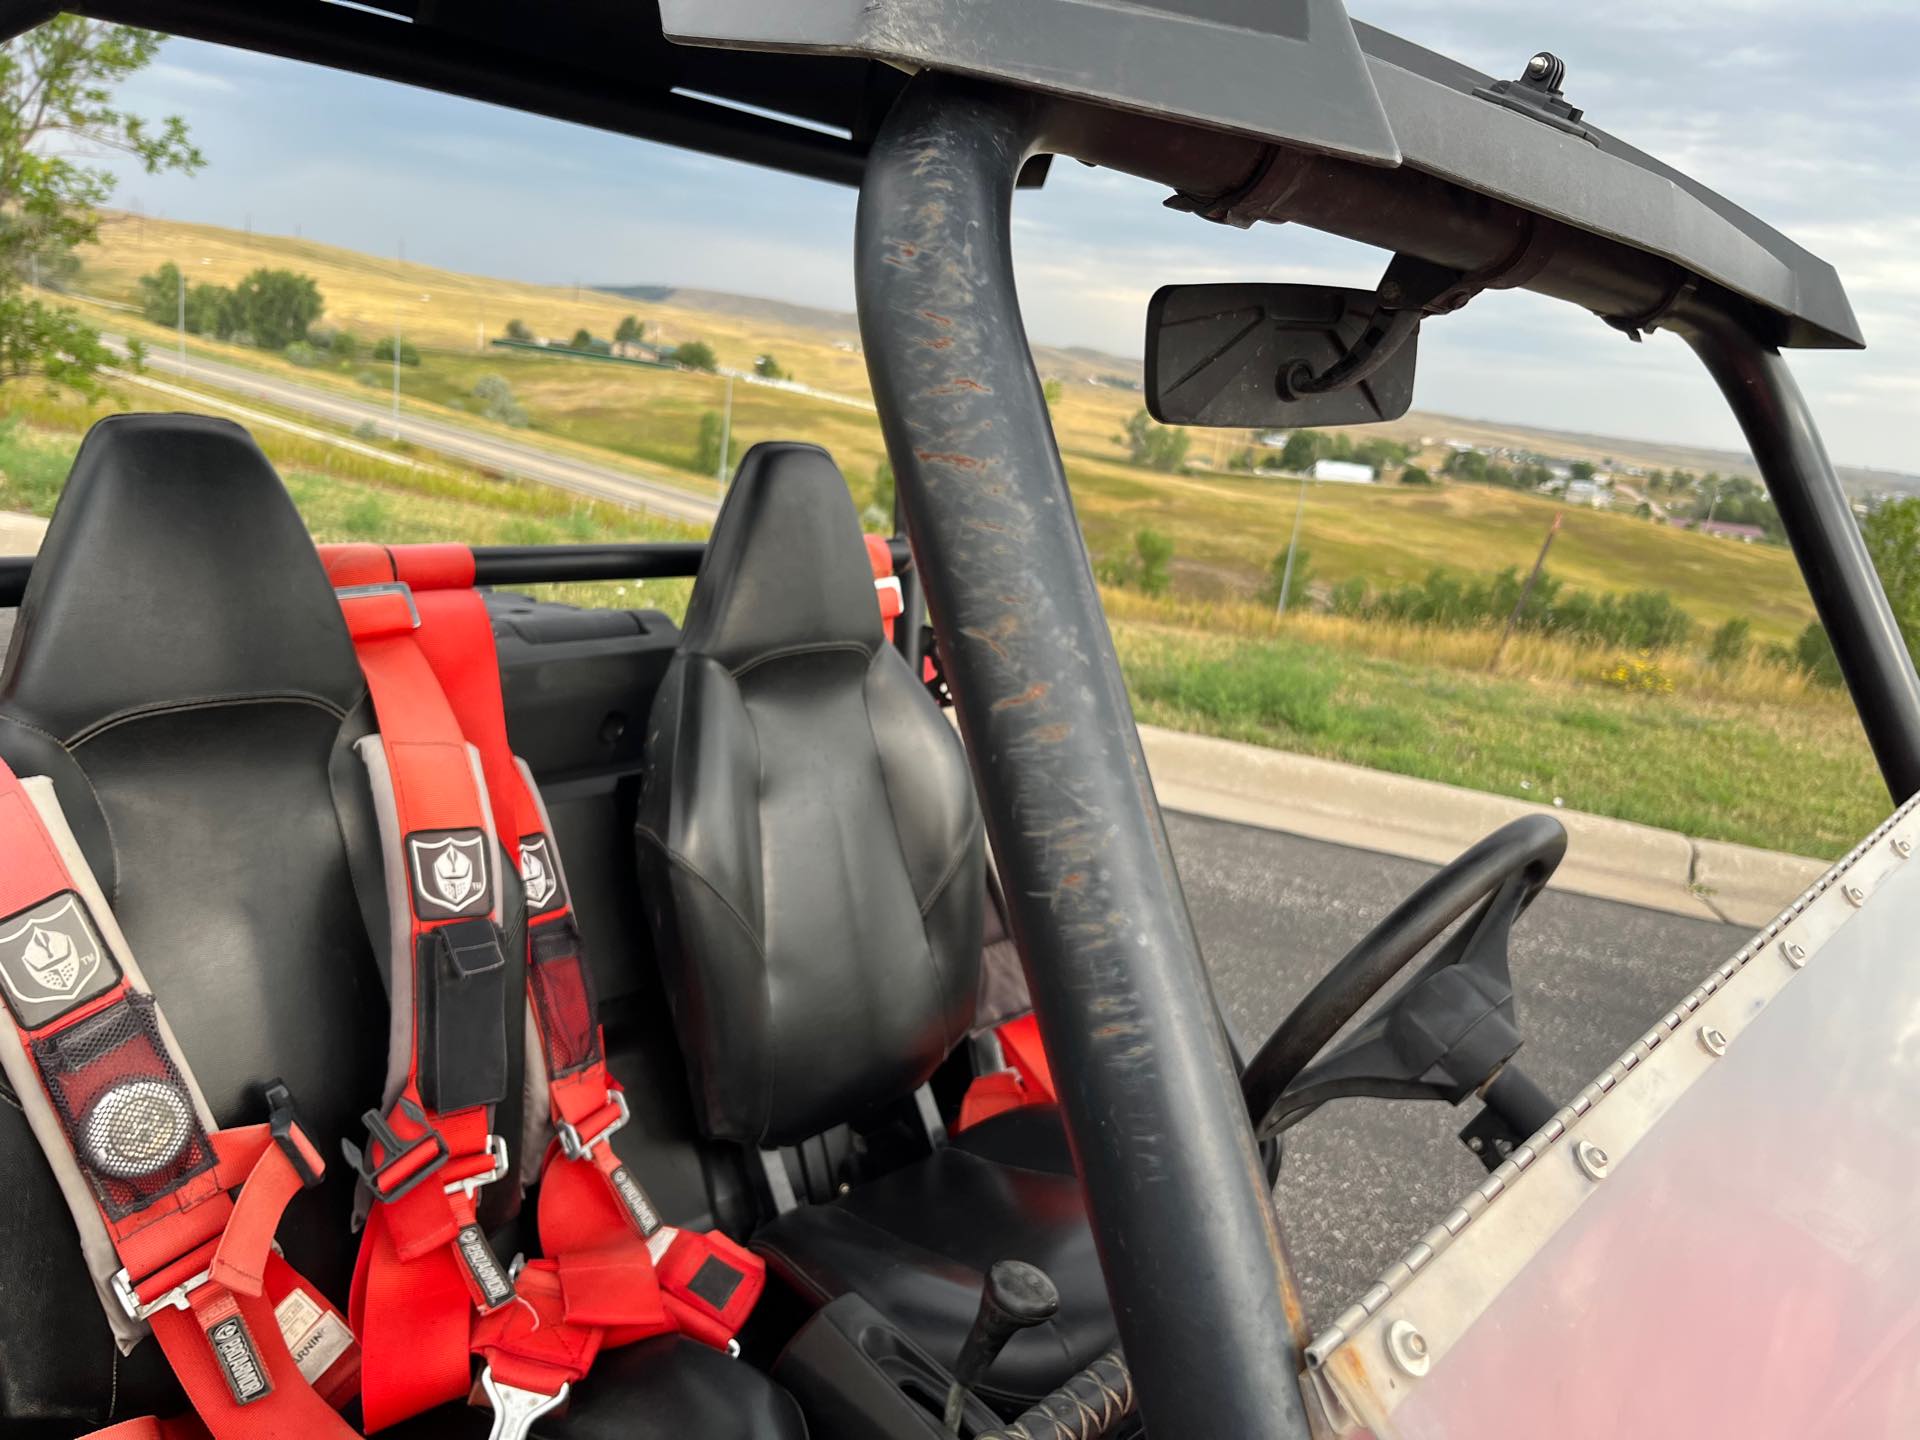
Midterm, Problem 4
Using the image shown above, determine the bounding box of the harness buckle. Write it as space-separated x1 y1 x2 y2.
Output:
445 1133 511 1200
335 580 421 631
479 1367 569 1440
263 1079 325 1190
341 1096 450 1202
112 1264 211 1322
556 1088 630 1163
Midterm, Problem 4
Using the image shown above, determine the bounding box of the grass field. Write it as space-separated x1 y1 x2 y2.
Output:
0 214 1887 857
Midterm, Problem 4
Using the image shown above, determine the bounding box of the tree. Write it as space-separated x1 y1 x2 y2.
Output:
504 318 532 342
870 459 895 520
371 335 419 366
1279 430 1320 472
753 353 785 380
0 20 201 393
1123 408 1189 472
1569 460 1596 481
231 267 322 349
1259 547 1313 610
1442 449 1487 482
568 327 593 350
1399 464 1433 486
674 339 718 373
614 314 644 345
136 260 180 325
1042 378 1063 405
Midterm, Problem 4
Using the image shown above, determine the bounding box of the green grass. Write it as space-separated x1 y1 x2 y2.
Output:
1115 620 1884 859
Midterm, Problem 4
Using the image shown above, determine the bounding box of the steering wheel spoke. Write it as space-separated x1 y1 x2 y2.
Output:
1244 816 1566 1143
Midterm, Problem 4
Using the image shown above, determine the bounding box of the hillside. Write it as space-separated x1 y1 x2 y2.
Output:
66 212 1824 642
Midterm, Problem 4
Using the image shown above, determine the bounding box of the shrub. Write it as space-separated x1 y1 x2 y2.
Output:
1707 617 1752 666
1259 547 1313 611
471 374 528 428
1133 528 1174 596
329 330 359 363
1399 464 1433 486
1124 410 1190 472
371 336 420 366
569 328 594 350
1601 652 1676 696
504 318 532 342
283 340 323 367
1794 621 1843 687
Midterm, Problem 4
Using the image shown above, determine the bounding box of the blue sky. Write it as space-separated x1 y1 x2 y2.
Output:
96 2 1919 470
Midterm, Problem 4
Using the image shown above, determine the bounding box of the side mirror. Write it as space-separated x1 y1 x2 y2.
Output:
1145 282 1419 428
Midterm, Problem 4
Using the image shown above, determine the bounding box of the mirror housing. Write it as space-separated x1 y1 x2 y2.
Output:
1145 282 1418 428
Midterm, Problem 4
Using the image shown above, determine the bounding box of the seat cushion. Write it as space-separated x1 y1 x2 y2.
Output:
751 1107 1115 1407
387 1338 807 1439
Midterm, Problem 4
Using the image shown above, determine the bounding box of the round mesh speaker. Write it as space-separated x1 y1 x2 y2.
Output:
82 1079 195 1179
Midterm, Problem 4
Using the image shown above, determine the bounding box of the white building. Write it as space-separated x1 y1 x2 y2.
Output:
1311 459 1376 485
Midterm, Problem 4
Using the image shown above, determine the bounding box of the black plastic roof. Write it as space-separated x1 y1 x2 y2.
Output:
15 0 1862 349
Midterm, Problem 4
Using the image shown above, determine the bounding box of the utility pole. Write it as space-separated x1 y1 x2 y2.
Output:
392 304 403 437
177 265 186 358
1276 475 1308 617
1489 511 1562 672
717 374 735 486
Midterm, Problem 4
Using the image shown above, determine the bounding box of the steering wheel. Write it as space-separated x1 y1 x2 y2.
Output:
1240 815 1567 1144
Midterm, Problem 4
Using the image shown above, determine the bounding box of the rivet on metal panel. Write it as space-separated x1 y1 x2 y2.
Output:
1892 835 1912 858
1573 1138 1610 1181
1386 1319 1431 1379
1844 883 1867 907
1698 1024 1728 1057
1782 939 1808 969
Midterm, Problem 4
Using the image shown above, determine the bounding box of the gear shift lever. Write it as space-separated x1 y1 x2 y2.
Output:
943 1260 1059 1434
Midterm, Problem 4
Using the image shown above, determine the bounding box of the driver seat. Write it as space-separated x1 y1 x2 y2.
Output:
637 443 1117 1408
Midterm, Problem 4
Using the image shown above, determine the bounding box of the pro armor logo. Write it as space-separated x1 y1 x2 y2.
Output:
406 830 492 917
518 834 565 914
0 891 120 1029
206 1314 272 1404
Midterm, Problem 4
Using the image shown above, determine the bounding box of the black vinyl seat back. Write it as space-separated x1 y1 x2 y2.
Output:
0 415 388 1426
638 443 984 1148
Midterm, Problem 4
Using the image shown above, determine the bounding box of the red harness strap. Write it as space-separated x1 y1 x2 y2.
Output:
0 761 359 1438
331 578 524 1430
324 545 763 1359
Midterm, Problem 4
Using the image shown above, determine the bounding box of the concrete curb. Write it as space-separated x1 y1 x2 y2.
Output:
1138 724 1829 929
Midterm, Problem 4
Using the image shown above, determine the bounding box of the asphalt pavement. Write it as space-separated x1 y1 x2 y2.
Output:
114 338 723 527
1165 808 1748 1327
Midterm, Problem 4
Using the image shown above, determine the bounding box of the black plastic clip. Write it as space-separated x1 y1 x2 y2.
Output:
263 1079 325 1190
341 1095 450 1202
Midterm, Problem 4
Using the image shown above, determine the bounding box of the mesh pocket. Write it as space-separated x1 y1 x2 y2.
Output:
529 921 601 1077
32 994 215 1220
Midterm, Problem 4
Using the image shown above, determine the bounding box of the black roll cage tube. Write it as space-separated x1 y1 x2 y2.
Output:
0 66 1912 1439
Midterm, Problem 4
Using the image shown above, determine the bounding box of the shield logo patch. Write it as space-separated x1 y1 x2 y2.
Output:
0 891 120 1028
407 830 493 917
518 834 565 914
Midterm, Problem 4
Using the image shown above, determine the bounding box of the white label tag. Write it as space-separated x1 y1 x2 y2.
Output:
274 1287 355 1384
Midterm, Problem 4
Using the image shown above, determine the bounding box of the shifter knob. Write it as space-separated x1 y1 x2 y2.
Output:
944 1261 1060 1432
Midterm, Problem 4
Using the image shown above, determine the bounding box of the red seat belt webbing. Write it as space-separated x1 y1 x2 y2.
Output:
0 761 359 1440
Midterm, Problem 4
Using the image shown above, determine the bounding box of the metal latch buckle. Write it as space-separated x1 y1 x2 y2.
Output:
444 1133 510 1200
334 580 421 630
556 1088 630 1162
112 1265 211 1323
479 1367 569 1440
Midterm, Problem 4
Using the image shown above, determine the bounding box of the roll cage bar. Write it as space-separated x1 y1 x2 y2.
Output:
4 4 1915 1434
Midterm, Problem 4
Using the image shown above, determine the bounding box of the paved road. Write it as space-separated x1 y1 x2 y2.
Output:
1166 809 1748 1328
117 339 723 528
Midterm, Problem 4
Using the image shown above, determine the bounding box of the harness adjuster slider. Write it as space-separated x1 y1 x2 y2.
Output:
480 1367 569 1440
556 1088 630 1163
112 1264 211 1323
263 1079 325 1190
342 1095 450 1202
445 1133 510 1200
334 580 421 632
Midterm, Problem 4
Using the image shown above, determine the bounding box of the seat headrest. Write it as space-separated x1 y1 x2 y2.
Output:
1 413 364 741
679 442 884 669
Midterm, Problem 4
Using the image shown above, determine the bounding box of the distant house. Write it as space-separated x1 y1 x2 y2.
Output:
1311 459 1375 485
1692 520 1767 543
